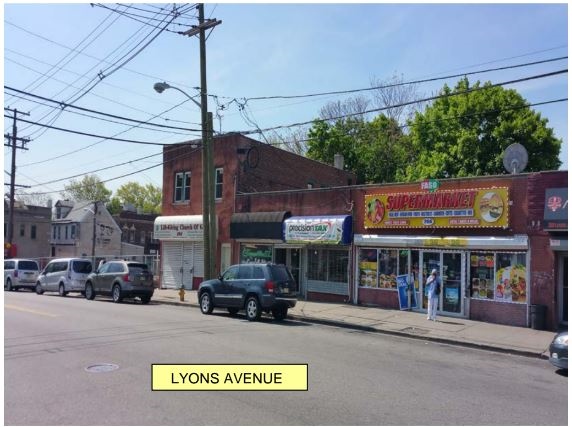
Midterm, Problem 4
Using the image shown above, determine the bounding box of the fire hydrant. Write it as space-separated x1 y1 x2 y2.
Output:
178 285 185 302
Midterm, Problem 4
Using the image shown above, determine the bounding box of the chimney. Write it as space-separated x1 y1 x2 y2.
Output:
334 154 344 170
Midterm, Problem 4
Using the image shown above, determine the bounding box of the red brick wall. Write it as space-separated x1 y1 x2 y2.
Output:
358 288 399 309
470 299 527 327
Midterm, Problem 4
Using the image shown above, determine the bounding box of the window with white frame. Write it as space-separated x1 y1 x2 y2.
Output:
215 168 223 200
174 172 191 202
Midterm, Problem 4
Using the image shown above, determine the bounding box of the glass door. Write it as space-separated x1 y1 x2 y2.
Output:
421 252 441 310
442 252 464 315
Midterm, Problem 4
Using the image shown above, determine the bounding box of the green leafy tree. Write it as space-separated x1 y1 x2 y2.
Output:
306 115 410 184
404 78 562 180
62 174 112 203
106 197 123 215
115 182 162 214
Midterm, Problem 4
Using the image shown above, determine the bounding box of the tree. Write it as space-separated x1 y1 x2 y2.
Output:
62 174 112 203
404 78 562 181
370 73 423 125
106 197 122 215
114 182 162 214
306 114 410 184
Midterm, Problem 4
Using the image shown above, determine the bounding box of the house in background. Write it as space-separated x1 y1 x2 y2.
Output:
50 200 121 262
3 199 51 260
112 205 159 259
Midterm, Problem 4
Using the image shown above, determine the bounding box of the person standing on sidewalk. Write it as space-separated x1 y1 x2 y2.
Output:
426 269 441 321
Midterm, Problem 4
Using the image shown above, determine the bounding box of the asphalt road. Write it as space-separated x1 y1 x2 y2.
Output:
4 290 568 426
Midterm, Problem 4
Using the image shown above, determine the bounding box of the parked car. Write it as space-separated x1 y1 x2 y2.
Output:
4 259 40 291
549 330 568 371
35 258 92 296
84 260 154 304
197 263 298 321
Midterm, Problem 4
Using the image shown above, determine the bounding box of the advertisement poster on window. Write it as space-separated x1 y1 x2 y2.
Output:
397 274 416 310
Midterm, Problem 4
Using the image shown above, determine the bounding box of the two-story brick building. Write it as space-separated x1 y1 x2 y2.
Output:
157 133 566 330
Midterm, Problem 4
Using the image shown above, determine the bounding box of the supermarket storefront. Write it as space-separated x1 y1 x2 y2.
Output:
355 185 531 326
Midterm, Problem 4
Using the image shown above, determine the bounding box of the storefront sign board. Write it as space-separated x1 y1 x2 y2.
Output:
543 188 568 231
154 215 203 240
284 216 352 244
364 187 509 229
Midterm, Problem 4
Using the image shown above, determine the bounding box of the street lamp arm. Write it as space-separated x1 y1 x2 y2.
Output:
153 82 201 109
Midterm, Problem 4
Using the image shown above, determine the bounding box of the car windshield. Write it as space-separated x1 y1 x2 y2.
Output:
269 265 293 282
73 261 92 274
19 261 39 270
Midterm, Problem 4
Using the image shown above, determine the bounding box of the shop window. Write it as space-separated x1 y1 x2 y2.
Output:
495 253 527 303
174 172 191 202
358 249 378 287
327 250 348 283
378 249 398 289
240 244 272 263
308 250 326 281
469 252 527 303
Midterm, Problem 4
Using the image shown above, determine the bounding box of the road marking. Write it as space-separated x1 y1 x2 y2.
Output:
5 304 59 317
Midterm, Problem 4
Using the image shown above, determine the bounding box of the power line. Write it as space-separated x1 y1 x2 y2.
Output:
4 116 171 146
5 86 202 132
236 69 568 135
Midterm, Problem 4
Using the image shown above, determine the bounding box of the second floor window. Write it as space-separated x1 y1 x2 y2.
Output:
215 168 223 200
174 172 191 202
20 224 25 237
31 225 37 239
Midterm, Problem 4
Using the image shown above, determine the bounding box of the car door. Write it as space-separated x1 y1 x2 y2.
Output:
231 265 253 307
214 266 238 307
92 262 111 293
101 262 121 295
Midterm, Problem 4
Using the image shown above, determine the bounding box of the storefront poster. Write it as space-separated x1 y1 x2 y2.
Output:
495 265 526 303
397 274 414 310
284 216 352 244
364 187 509 229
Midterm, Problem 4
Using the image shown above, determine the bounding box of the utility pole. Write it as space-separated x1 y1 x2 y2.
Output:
4 108 30 249
181 4 221 280
91 201 98 260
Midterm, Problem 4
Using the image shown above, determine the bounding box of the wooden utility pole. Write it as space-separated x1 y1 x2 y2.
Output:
181 4 221 280
4 108 30 247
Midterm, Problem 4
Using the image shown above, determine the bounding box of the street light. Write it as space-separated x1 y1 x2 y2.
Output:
154 81 216 281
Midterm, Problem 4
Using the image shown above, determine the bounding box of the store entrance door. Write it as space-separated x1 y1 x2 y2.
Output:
442 252 464 316
275 248 302 294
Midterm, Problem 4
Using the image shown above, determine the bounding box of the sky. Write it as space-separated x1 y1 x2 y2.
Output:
2 2 569 205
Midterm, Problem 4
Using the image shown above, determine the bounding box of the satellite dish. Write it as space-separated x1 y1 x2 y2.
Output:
503 143 528 174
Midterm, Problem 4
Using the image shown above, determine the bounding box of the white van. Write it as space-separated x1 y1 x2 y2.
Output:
4 259 40 291
36 258 93 296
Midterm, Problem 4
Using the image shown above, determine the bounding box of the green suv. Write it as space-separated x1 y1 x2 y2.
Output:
84 260 154 304
198 263 298 321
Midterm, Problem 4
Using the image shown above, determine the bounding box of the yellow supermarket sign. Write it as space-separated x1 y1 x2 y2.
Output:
364 187 509 229
152 364 308 391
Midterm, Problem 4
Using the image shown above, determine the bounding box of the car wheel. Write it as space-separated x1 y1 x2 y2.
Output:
140 295 151 304
85 283 95 300
227 307 239 316
35 283 44 295
200 292 214 314
112 284 123 303
245 296 261 322
272 306 288 321
58 284 67 297
6 278 13 291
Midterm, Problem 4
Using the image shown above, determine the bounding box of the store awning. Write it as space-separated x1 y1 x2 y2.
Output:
284 215 352 245
154 215 203 241
230 211 291 240
354 234 529 250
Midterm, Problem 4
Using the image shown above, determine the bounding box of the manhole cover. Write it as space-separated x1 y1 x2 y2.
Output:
85 363 119 373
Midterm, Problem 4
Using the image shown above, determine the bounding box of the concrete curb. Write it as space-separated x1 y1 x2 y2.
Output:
152 297 549 360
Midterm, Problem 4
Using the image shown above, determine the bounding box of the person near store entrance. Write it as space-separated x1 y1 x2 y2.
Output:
426 269 441 321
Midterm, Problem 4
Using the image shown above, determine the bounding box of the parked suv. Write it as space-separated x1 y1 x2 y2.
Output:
84 261 154 304
36 258 92 296
198 263 298 321
4 259 40 291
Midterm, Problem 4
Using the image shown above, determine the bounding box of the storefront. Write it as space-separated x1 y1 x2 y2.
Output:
356 185 531 326
544 188 568 326
283 215 352 301
154 215 204 289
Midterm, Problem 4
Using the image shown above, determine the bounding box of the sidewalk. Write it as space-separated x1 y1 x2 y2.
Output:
152 288 555 359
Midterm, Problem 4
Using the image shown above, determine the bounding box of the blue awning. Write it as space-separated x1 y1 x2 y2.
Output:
284 215 352 245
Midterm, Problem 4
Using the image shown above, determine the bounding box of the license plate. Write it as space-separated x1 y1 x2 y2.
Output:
282 288 289 294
